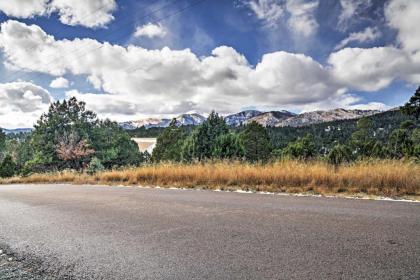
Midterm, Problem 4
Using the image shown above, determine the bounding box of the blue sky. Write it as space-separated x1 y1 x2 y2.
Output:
0 0 419 128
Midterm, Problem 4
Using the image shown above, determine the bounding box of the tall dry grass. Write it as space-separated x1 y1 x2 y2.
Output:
1 160 419 197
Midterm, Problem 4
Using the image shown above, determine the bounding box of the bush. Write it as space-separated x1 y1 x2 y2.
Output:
86 157 105 175
327 144 352 166
0 155 17 178
282 134 316 160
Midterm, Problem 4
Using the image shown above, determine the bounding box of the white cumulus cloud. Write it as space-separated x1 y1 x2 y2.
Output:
0 0 48 18
0 0 117 28
134 23 167 39
0 81 53 128
385 0 420 53
49 76 70 88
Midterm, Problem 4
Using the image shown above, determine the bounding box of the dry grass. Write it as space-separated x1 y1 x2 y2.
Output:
1 160 419 198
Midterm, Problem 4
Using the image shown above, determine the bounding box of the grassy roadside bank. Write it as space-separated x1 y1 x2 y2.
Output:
1 160 419 199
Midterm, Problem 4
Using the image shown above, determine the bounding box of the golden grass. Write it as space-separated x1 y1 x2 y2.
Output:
1 160 419 198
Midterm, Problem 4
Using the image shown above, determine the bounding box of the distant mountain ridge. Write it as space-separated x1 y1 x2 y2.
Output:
120 113 206 129
1 128 33 134
120 108 382 130
275 108 381 127
224 110 262 127
1 109 383 133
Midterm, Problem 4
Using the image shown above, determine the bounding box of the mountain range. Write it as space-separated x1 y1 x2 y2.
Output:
1 109 383 134
1 128 33 134
121 108 382 129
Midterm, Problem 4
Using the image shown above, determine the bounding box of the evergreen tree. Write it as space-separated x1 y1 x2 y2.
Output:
239 121 272 162
181 112 229 161
91 120 143 168
401 86 420 121
411 128 420 158
389 128 412 158
350 118 375 158
31 97 97 170
152 119 187 162
212 133 244 159
29 97 141 171
0 155 16 178
0 129 5 160
282 133 317 160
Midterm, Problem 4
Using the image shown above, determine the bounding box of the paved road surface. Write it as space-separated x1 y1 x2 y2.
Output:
0 184 419 279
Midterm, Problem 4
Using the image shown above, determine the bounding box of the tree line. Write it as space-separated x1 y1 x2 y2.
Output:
1 87 419 178
151 87 420 164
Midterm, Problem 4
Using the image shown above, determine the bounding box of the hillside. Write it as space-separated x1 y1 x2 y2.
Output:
267 109 410 152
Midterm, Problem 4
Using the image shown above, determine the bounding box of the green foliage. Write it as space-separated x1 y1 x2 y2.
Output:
327 144 352 166
128 126 166 138
0 129 5 155
152 119 187 162
282 133 316 160
0 155 16 178
30 97 97 170
181 112 229 161
212 133 244 159
91 120 142 168
86 157 105 175
19 97 142 173
350 118 375 158
268 110 410 153
401 86 420 121
239 122 272 162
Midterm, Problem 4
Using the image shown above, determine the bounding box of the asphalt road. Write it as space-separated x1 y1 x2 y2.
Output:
0 184 419 280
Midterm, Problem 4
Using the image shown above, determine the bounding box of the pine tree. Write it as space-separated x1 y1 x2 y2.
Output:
402 86 420 121
152 119 187 162
239 121 272 162
212 133 244 159
182 112 229 161
0 155 16 178
282 133 317 160
0 129 5 160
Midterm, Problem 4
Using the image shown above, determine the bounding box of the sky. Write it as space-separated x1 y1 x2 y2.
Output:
0 0 419 128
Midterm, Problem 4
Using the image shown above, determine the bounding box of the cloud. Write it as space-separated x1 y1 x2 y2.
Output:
328 47 414 91
247 0 284 27
0 14 419 127
346 102 390 111
285 0 319 37
334 27 381 50
243 0 319 36
134 23 167 39
337 0 372 30
0 0 117 28
385 0 420 53
0 81 53 128
50 76 70 88
0 0 48 18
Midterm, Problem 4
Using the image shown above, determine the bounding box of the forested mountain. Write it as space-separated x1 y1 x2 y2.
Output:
129 109 410 150
267 109 410 152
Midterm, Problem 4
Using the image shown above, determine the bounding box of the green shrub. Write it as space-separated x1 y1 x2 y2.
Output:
0 155 16 178
86 157 105 175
